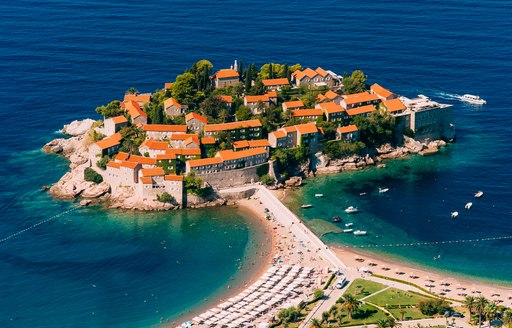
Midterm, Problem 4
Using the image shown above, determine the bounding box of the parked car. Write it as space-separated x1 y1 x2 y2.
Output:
335 275 347 289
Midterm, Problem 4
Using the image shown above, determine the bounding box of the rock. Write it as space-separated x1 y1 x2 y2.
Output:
62 119 95 136
316 166 341 174
377 164 387 169
437 140 447 147
49 166 94 199
404 136 424 154
69 153 88 165
79 199 92 206
40 185 50 192
343 162 357 170
376 143 393 154
285 176 302 187
81 181 110 198
356 160 366 168
365 156 375 165
43 139 64 153
419 146 439 156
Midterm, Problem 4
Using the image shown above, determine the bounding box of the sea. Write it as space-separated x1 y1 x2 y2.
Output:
0 0 511 326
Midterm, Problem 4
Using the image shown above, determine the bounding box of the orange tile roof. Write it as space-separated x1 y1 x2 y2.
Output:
163 97 181 109
201 137 216 145
155 153 177 160
270 130 287 139
215 69 239 79
325 90 340 99
123 93 151 104
219 95 232 103
94 133 122 150
316 94 327 102
111 115 128 124
262 78 289 87
167 148 201 156
164 82 172 89
343 92 380 105
188 157 223 167
203 119 262 133
283 100 304 109
164 174 183 181
140 176 153 184
245 94 270 103
107 161 121 169
291 109 324 117
170 133 200 144
185 112 207 124
114 152 130 161
142 124 187 132
126 155 157 165
266 91 278 98
294 123 318 135
216 147 267 161
337 125 359 134
317 101 344 114
233 140 249 148
283 125 297 133
315 67 328 77
383 98 406 112
371 83 394 99
140 138 169 150
233 139 270 148
124 100 147 119
141 167 165 177
346 104 376 116
120 161 140 169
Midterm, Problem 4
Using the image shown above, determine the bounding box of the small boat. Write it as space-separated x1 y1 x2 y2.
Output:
301 204 313 209
315 194 324 197
465 202 473 209
343 229 353 233
378 187 389 193
353 230 367 236
359 192 367 196
451 211 459 219
460 94 486 105
345 206 359 213
332 216 341 223
345 222 354 227
474 191 484 198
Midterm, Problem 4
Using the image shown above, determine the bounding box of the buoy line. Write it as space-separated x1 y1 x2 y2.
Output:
343 235 512 249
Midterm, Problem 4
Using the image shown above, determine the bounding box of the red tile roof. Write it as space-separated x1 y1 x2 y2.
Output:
140 176 153 184
201 137 216 145
142 124 187 132
291 109 324 117
107 161 121 169
317 101 344 114
294 123 319 135
115 152 130 161
123 93 151 104
346 104 376 116
337 125 359 134
120 161 139 169
155 153 177 160
215 69 239 79
270 130 287 139
126 155 157 165
216 147 267 161
139 138 169 150
164 174 183 181
262 78 289 87
141 167 165 177
188 157 223 167
342 92 380 105
383 98 406 112
163 97 181 109
371 83 394 99
283 100 305 109
185 112 207 124
245 94 270 103
219 95 233 103
94 133 122 150
164 82 172 89
111 115 128 124
204 119 262 133
233 139 270 148
167 148 201 156
124 100 147 119
170 133 200 144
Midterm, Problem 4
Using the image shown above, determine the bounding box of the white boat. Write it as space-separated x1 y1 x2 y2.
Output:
343 229 353 233
474 191 484 198
353 230 367 236
451 211 459 219
465 202 473 209
345 223 354 227
460 94 486 105
344 206 359 213
379 187 389 193
301 204 313 209
314 194 324 197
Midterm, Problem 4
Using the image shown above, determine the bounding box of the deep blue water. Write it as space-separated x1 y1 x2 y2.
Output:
1 0 511 326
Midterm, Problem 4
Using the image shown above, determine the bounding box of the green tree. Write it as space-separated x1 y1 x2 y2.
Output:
235 106 253 121
119 125 145 154
95 100 124 118
96 155 110 170
277 306 301 323
503 310 512 328
259 174 275 186
329 305 338 320
321 311 330 324
250 79 265 95
464 296 475 317
237 59 243 81
171 72 196 102
484 302 497 327
84 167 103 183
354 111 396 147
474 296 488 328
150 103 164 124
322 141 365 159
157 192 175 203
343 70 367 94
126 87 138 95
200 95 225 120
340 294 360 319
377 319 389 328
268 62 274 79
282 63 290 80
313 289 324 301
311 318 323 328
244 65 252 93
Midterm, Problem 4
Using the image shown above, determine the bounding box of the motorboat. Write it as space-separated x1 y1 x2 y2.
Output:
343 229 353 233
378 187 389 193
465 202 473 210
353 230 367 236
474 191 484 198
315 194 324 197
344 206 359 213
345 222 354 227
451 211 459 219
332 216 341 223
301 204 313 209
359 192 367 196
460 94 486 105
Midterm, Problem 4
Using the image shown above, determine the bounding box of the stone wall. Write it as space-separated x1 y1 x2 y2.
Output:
197 163 267 189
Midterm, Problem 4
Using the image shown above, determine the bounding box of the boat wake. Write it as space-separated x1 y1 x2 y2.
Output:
434 91 462 101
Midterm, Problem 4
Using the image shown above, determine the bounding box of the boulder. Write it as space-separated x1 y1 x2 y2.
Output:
62 119 95 136
49 167 94 199
43 139 65 153
79 199 92 206
316 166 341 175
404 137 424 154
377 164 387 169
376 143 393 154
419 146 439 156
365 155 375 165
285 176 302 187
81 182 110 198
342 162 357 170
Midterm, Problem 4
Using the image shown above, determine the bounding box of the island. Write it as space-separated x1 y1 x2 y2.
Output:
43 59 455 210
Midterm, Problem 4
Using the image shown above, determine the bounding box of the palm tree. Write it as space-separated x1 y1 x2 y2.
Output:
341 294 361 319
503 310 512 328
337 313 345 325
465 296 475 317
126 87 138 95
387 317 401 328
484 302 497 327
311 318 323 328
321 311 330 324
474 296 489 328
329 305 338 321
400 309 407 321
377 319 389 328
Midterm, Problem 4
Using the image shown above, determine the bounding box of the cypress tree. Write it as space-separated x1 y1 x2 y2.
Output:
282 64 289 80
268 63 273 79
238 60 243 81
244 65 252 93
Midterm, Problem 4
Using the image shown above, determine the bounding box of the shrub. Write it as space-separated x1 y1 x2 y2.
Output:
418 299 452 316
259 174 275 186
256 163 269 177
277 306 301 323
313 289 325 302
322 140 365 159
84 167 103 184
96 155 110 170
157 192 174 203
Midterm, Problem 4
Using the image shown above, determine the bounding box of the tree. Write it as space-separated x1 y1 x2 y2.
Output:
259 174 275 186
244 65 252 93
311 318 323 328
235 106 253 121
337 312 345 325
387 317 400 328
126 87 138 94
119 125 145 154
282 63 290 80
84 167 103 183
484 302 497 327
171 72 195 102
474 296 488 328
237 59 243 81
200 95 225 120
377 319 389 328
399 309 406 321
150 103 164 124
96 155 110 170
418 299 451 316
354 111 396 147
340 294 360 319
322 141 365 160
464 296 475 317
268 62 274 79
157 192 175 203
95 100 124 118
313 289 324 301
343 70 367 94
503 310 512 328
277 306 301 323
329 305 338 320
321 311 330 324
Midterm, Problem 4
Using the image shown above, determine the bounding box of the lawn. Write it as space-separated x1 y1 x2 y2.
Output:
343 278 387 299
326 303 390 327
389 306 430 320
365 288 431 307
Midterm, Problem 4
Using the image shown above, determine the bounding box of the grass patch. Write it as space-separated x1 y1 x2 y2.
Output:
389 306 431 320
327 303 389 327
344 278 387 299
365 288 431 307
